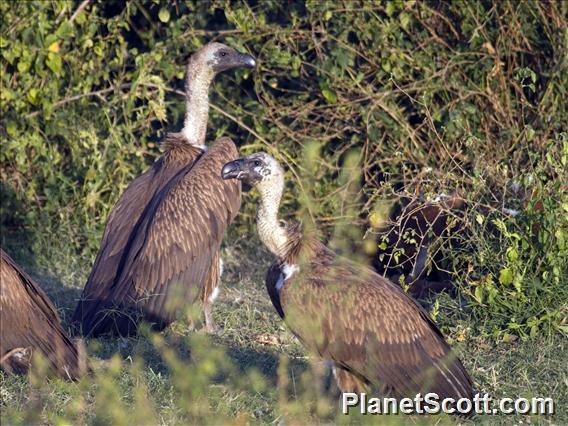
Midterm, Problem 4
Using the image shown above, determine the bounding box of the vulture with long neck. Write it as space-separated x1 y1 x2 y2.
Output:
1 249 86 379
221 153 475 404
72 42 255 336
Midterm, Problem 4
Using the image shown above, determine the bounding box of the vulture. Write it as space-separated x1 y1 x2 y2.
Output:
221 153 475 405
370 194 465 299
0 249 86 379
72 42 255 336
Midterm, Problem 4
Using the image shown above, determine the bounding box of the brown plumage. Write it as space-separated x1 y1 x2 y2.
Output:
73 138 241 336
370 194 465 298
222 153 475 405
72 42 254 336
1 249 86 379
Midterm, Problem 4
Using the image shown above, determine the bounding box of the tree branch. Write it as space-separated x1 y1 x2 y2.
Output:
70 0 91 23
25 83 132 118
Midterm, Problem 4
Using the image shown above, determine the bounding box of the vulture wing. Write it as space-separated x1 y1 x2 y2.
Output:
0 250 85 379
79 137 241 336
272 242 473 400
72 134 203 332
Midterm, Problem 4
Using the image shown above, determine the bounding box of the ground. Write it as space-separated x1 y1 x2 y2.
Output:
0 234 566 425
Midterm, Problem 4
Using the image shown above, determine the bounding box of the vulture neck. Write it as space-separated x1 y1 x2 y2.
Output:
257 176 289 258
182 63 214 149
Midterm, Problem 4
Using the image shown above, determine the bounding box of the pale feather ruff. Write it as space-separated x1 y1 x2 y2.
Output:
209 287 221 303
276 263 300 291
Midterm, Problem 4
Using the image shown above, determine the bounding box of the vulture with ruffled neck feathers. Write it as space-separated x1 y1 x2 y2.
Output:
72 42 255 336
1 249 87 378
221 153 474 405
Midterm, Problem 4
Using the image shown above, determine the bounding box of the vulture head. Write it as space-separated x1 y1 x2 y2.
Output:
190 42 256 77
222 152 284 192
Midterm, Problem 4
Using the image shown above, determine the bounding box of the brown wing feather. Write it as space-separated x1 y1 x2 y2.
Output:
270 240 473 400
1 250 85 379
79 137 241 336
73 135 203 334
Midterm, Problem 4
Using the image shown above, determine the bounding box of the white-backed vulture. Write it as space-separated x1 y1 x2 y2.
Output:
221 153 475 407
72 42 255 336
1 249 87 379
370 194 465 299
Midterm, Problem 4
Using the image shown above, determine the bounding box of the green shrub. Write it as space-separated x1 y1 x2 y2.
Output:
1 0 566 339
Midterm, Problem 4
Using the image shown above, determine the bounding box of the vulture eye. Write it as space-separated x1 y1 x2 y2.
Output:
220 51 227 57
253 160 261 167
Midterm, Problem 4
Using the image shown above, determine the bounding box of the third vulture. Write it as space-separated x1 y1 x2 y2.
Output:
72 42 255 336
221 153 475 407
1 249 86 379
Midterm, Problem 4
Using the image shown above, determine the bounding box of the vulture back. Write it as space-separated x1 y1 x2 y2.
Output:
72 135 202 332
0 249 86 379
74 137 241 336
267 237 474 401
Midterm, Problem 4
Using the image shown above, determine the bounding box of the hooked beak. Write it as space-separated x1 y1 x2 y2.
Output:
239 53 256 69
221 160 246 180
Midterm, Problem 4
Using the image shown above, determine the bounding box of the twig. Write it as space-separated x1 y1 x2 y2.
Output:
70 0 91 24
25 82 268 148
26 83 132 118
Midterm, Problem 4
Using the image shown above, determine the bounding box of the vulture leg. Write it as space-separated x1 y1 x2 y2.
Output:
333 364 370 394
201 251 221 333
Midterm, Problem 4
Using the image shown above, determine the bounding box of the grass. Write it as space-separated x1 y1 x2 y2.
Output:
0 233 566 425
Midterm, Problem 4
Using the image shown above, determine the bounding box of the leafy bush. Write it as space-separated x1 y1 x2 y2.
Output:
1 0 566 345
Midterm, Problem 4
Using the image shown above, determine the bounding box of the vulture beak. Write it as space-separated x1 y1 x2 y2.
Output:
239 53 256 69
221 160 246 180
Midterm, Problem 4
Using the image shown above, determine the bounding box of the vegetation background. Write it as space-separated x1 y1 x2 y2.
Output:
1 0 566 424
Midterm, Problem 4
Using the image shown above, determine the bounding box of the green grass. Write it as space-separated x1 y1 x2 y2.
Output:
0 234 566 425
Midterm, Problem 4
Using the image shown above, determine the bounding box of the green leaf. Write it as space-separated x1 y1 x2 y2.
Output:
27 88 39 105
526 125 535 142
46 53 62 74
506 247 518 262
17 59 30 73
158 8 170 23
321 89 337 103
399 13 411 30
499 267 514 285
474 285 483 303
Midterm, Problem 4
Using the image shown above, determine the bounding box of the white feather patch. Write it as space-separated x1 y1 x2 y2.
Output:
219 258 224 277
282 263 300 279
209 287 220 303
431 192 450 203
276 263 300 291
502 207 520 216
